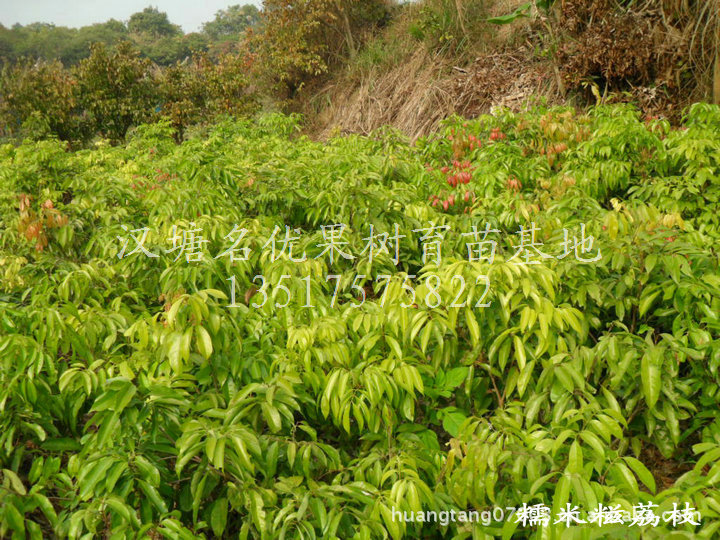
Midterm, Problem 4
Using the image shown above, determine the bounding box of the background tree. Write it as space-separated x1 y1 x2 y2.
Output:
66 20 129 64
159 50 258 139
127 7 182 37
250 0 391 98
202 4 261 41
0 23 19 62
0 57 81 140
126 8 199 65
0 7 252 67
74 41 157 142
0 20 129 65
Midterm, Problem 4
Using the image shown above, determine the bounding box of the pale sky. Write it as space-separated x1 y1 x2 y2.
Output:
0 0 262 33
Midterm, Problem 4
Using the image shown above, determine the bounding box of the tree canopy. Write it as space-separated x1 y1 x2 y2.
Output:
127 7 182 37
202 4 261 40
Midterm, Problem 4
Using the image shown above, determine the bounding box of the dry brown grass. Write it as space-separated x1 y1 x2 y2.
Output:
313 46 558 141
558 0 719 107
313 48 455 141
305 0 719 139
310 5 554 141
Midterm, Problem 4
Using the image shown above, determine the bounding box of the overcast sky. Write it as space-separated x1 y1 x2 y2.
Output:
0 0 262 33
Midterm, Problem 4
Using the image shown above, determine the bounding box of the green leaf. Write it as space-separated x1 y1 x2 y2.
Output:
386 335 403 359
442 367 469 390
552 474 571 519
211 497 228 537
624 456 656 494
580 431 606 460
513 335 526 371
641 348 661 409
41 438 81 452
441 408 467 437
638 289 661 317
517 360 535 398
113 381 137 413
167 332 183 370
3 502 24 533
3 469 27 495
79 458 115 500
138 479 169 514
33 493 58 526
262 403 282 433
135 455 160 487
196 326 213 359
613 462 639 496
567 440 583 474
487 2 532 24
465 308 480 345
106 496 136 525
379 502 402 540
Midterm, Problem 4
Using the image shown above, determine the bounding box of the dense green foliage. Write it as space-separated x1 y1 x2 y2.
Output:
0 20 131 66
1 103 720 539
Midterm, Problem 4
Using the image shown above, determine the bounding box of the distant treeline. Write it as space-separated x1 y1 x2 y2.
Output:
0 5 260 66
0 1 393 146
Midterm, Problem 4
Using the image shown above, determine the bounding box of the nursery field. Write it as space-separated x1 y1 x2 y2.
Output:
1 104 720 539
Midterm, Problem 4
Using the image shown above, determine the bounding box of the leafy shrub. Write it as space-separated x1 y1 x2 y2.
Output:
73 42 157 143
248 0 391 97
159 52 259 140
0 58 84 141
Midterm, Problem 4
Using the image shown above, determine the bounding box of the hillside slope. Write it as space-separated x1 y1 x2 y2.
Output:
306 0 719 139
